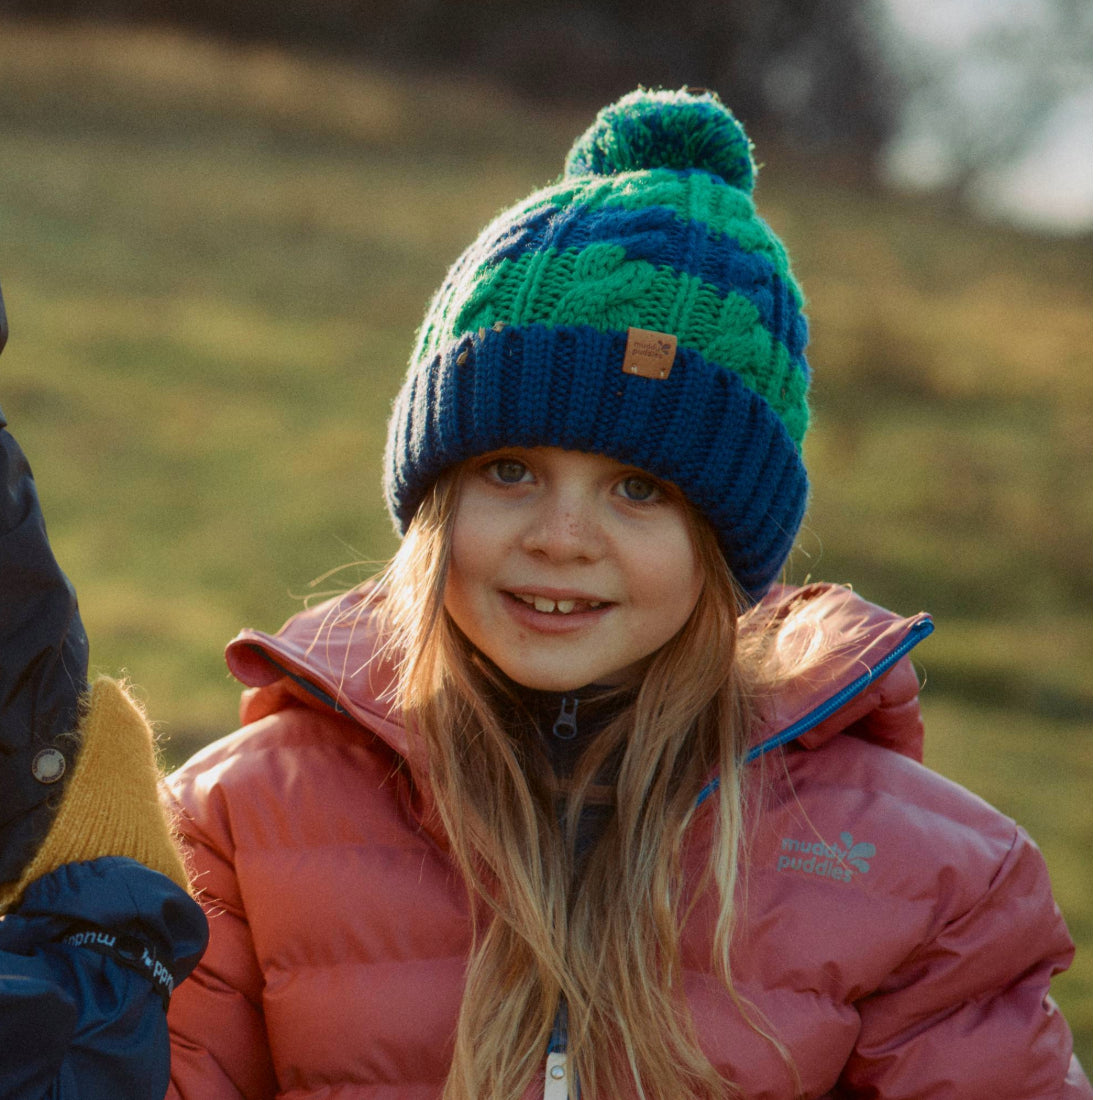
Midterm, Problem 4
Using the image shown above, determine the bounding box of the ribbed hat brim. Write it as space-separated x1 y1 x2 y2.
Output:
385 323 806 600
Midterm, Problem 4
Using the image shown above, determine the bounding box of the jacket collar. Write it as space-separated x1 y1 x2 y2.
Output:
224 582 934 785
746 583 933 763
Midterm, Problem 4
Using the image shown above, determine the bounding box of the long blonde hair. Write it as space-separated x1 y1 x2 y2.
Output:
377 471 774 1099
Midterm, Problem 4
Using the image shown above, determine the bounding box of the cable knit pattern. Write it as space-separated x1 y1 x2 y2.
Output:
384 87 812 600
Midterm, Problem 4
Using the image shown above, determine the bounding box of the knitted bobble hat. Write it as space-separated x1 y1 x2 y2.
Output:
384 87 810 600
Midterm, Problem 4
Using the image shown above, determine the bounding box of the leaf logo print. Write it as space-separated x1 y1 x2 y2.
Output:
839 831 877 874
776 832 877 884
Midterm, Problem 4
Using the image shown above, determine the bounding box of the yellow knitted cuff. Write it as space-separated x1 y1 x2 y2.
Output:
0 676 192 912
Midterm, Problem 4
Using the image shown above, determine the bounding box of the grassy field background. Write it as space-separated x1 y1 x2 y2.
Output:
0 20 1090 1070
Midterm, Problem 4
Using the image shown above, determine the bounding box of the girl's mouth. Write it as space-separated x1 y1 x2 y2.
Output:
508 592 609 615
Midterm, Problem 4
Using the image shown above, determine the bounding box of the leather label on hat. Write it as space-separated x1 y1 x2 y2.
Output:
622 327 677 379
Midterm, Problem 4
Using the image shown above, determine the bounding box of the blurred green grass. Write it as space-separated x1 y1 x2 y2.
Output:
0 20 1090 1071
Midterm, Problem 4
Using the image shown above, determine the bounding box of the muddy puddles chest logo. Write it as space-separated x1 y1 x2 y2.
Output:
777 832 876 884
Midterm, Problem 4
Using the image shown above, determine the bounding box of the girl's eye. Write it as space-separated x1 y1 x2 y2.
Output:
487 458 530 485
617 475 662 503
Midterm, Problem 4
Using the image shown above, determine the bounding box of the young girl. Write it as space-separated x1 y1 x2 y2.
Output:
0 88 1088 1099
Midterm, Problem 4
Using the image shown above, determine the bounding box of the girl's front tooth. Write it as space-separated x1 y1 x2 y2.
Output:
533 596 556 613
556 600 575 614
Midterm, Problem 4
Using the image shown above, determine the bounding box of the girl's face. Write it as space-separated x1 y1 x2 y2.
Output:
444 447 703 692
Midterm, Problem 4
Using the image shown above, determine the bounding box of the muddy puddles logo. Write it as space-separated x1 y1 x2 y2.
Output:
777 832 876 884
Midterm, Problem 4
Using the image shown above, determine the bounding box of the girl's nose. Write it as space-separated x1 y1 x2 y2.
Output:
520 495 602 563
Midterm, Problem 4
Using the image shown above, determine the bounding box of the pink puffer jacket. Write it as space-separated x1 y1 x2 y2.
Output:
165 583 1089 1098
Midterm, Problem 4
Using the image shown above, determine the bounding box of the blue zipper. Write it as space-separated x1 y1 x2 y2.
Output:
548 1000 568 1054
695 616 934 807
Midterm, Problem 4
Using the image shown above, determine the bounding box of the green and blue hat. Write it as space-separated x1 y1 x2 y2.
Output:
384 88 811 601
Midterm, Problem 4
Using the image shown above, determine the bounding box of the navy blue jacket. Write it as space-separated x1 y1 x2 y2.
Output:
0 857 207 1099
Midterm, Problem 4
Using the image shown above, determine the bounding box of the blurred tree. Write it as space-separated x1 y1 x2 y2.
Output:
872 0 1091 222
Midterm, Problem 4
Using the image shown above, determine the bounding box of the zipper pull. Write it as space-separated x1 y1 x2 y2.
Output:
543 1052 569 1099
553 697 579 740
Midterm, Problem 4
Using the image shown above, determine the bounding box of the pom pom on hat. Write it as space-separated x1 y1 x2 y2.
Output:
564 87 757 193
385 88 810 601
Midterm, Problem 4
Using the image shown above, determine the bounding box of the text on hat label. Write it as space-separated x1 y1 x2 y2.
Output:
622 327 677 379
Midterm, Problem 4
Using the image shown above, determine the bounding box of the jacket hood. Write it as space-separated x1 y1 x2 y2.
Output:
223 582 933 777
